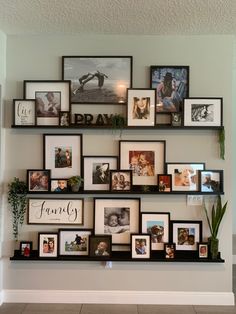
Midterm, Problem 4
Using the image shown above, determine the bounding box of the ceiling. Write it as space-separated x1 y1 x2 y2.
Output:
0 0 236 36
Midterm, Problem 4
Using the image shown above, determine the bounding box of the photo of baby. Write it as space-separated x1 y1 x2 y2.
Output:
104 207 130 234
89 235 111 258
129 150 155 177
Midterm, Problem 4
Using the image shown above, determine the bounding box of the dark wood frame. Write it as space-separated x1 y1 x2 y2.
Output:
59 111 71 127
50 178 69 193
89 235 112 259
38 232 58 258
198 242 209 259
199 170 224 193
19 241 33 257
27 169 51 193
13 99 36 126
157 174 172 193
171 112 182 127
131 234 151 259
164 243 176 259
109 170 132 192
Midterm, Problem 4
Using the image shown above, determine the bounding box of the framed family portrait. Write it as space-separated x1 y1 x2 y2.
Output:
119 140 166 186
38 233 58 258
150 66 189 113
157 174 172 192
59 229 92 256
131 234 151 259
127 88 156 126
171 220 202 251
24 80 71 126
13 99 36 126
199 170 223 193
166 162 205 192
43 134 82 179
83 156 118 191
27 169 50 192
110 170 132 192
183 98 223 127
62 56 133 104
141 212 170 250
19 241 33 257
50 179 68 193
89 235 112 259
94 198 140 245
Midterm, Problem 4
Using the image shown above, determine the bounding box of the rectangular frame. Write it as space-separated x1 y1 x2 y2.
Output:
199 170 223 193
94 198 140 245
150 65 189 113
38 233 58 258
62 56 133 104
44 134 82 179
27 169 50 192
50 178 69 193
164 243 176 259
131 234 151 259
89 235 112 259
59 111 71 127
198 242 209 258
109 170 132 192
157 174 172 192
127 88 156 126
140 212 170 250
13 99 36 126
184 98 223 127
24 80 71 126
28 198 84 225
119 140 166 186
19 241 33 257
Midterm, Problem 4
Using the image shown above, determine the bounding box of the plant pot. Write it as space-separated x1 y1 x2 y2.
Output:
208 237 219 259
71 183 81 192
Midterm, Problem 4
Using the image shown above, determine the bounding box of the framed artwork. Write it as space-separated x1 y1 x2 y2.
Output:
141 212 170 250
83 156 118 191
171 220 202 251
166 162 205 192
50 179 68 193
59 111 71 127
13 99 36 126
62 56 133 104
119 140 166 186
171 113 182 127
27 169 50 192
198 243 209 258
38 233 58 258
157 174 172 192
199 170 223 193
183 98 223 127
58 229 92 256
150 66 189 113
89 235 112 259
131 234 151 259
110 170 132 192
24 80 71 126
19 241 33 257
28 198 84 225
127 88 156 126
94 198 140 245
44 134 82 179
164 243 175 259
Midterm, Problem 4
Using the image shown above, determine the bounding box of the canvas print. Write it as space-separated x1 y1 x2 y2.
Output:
35 91 61 117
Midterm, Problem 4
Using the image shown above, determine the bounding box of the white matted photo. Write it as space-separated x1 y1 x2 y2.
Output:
38 233 58 258
59 229 92 256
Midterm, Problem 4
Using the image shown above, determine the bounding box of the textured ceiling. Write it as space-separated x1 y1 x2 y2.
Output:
0 0 236 35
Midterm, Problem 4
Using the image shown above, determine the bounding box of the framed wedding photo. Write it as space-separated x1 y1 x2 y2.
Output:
150 66 189 113
38 233 58 258
62 56 133 104
157 174 172 192
20 241 33 257
127 88 156 126
59 229 92 256
89 235 112 259
131 234 151 259
199 170 223 193
27 169 50 192
184 98 223 127
13 99 36 126
110 170 132 192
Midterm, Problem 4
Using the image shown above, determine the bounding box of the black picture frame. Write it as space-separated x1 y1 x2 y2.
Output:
13 99 36 126
50 178 69 193
198 242 209 259
109 170 132 192
199 170 224 193
157 174 172 192
164 243 176 259
89 235 112 259
27 169 50 193
131 234 151 259
38 233 58 258
59 111 71 127
19 241 33 257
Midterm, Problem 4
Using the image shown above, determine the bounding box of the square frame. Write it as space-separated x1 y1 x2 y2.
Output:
198 242 209 258
164 243 176 259
109 170 132 192
157 174 172 192
62 56 133 104
131 234 151 259
19 241 33 257
50 178 69 193
27 169 50 192
199 170 223 193
13 99 36 126
38 233 58 258
89 235 112 259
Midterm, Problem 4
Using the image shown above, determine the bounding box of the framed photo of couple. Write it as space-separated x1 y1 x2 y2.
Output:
38 233 58 258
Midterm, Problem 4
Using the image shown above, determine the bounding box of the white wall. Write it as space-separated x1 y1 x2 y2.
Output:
2 34 233 304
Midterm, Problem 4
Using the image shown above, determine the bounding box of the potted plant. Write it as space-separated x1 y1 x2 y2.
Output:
68 175 84 192
203 195 227 259
8 177 28 240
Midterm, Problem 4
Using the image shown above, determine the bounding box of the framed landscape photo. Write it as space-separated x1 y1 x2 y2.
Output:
62 56 133 104
59 229 92 256
94 198 140 245
50 179 68 193
89 235 112 259
141 212 170 250
20 241 33 257
24 80 71 126
166 162 205 192
83 156 118 191
131 234 151 259
44 134 82 179
127 88 156 126
150 66 189 113
38 233 58 258
171 220 202 251
198 242 209 258
164 243 175 259
27 169 50 192
110 170 132 192
119 140 166 186
157 174 172 192
199 170 223 193
184 98 223 127
13 99 36 126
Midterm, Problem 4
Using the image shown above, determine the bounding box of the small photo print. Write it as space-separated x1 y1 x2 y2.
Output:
129 151 155 177
27 169 50 192
89 235 112 258
104 207 130 234
164 243 175 259
20 241 32 257
198 243 208 258
157 174 171 192
55 146 72 168
36 91 61 117
171 113 182 126
110 170 132 191
200 170 222 193
51 179 68 192
38 233 58 258
92 162 110 184
131 234 151 259
59 111 70 126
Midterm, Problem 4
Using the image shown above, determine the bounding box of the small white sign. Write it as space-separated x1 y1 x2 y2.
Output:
187 195 203 206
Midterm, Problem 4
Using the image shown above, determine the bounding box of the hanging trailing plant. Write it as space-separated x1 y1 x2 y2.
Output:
218 128 225 160
111 114 126 138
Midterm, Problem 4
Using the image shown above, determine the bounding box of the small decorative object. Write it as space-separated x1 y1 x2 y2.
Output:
157 174 172 192
110 170 132 192
13 99 36 126
38 233 58 258
131 234 151 259
27 169 50 192
59 111 70 126
20 241 32 257
50 179 68 192
68 175 84 192
89 235 112 259
8 177 28 240
199 170 223 193
164 243 175 259
203 195 227 259
198 243 208 259
111 114 126 137
171 113 182 126
59 229 92 256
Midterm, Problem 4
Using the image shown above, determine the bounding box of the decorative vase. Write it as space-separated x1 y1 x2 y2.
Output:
71 183 81 192
209 237 219 259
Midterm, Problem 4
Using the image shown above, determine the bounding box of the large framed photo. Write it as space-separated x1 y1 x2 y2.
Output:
94 198 140 245
44 134 82 179
119 140 166 186
199 170 223 193
89 235 112 259
59 229 92 256
127 88 156 126
131 234 151 259
27 169 50 192
166 162 205 192
38 233 58 258
83 156 118 191
13 99 36 126
184 98 223 127
28 198 84 225
62 56 133 104
110 170 132 192
24 80 71 126
150 66 189 113
171 220 202 251
141 212 170 250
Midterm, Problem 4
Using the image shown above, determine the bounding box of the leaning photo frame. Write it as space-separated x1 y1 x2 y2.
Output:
38 233 58 258
199 170 223 193
13 99 36 126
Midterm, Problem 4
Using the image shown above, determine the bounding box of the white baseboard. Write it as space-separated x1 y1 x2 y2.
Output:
2 290 235 305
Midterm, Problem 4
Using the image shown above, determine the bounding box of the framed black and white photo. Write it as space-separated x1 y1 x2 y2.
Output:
13 99 36 126
83 156 118 191
27 169 50 192
38 233 58 258
62 56 133 104
94 198 140 245
24 80 71 126
184 98 223 127
131 234 151 259
119 140 166 186
44 134 82 179
59 229 92 256
59 111 71 127
19 241 33 257
127 88 156 126
150 66 189 113
171 112 182 127
89 235 112 259
110 170 132 192
199 170 223 193
50 179 68 193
